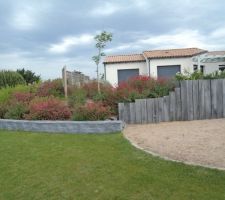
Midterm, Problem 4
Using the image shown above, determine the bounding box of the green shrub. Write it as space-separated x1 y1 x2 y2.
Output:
72 102 111 121
0 102 8 119
175 70 225 81
0 84 37 103
0 70 26 88
37 79 64 98
68 87 87 107
4 103 28 120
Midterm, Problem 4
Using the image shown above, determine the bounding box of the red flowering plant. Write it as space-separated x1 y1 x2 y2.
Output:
25 97 72 120
72 101 111 121
13 91 35 104
36 79 64 98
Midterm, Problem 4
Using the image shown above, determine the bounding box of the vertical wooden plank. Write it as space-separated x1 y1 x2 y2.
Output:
158 98 164 122
146 98 154 123
129 103 136 124
204 80 212 119
217 79 224 118
187 80 194 121
169 92 176 121
181 80 188 121
198 80 205 119
141 99 147 124
124 103 130 123
175 88 181 121
153 98 159 123
211 79 223 119
162 96 170 122
192 80 199 120
118 103 124 121
135 99 142 124
211 79 218 118
223 79 225 118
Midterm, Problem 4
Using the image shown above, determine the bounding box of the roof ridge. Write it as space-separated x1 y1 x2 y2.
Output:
143 47 204 52
106 53 143 57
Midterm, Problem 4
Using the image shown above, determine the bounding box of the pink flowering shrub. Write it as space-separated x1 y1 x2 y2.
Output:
37 79 64 97
25 97 71 120
13 91 35 103
72 102 111 121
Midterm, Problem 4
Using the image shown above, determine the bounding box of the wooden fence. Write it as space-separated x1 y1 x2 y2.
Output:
118 79 225 124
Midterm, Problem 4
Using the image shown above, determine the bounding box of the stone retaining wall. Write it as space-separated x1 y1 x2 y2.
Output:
0 119 124 134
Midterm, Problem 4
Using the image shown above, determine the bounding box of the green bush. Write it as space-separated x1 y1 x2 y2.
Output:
0 70 26 88
4 103 28 120
68 87 87 107
175 70 225 81
17 68 41 84
0 102 8 118
72 102 111 121
0 84 37 103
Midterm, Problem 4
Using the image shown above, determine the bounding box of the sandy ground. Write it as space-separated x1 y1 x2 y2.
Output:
123 119 225 170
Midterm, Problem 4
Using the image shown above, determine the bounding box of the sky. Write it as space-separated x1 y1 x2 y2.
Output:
0 0 225 80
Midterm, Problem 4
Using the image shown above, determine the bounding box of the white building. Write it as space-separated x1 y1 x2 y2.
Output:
103 48 225 86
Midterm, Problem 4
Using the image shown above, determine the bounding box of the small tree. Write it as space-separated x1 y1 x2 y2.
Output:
17 68 40 85
92 31 112 93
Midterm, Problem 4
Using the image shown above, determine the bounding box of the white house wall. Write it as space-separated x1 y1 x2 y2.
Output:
204 62 225 74
105 62 147 86
149 57 193 77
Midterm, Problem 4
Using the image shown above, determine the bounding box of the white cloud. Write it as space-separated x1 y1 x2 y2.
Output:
11 5 36 30
105 28 225 54
48 34 94 54
10 2 51 31
90 2 122 16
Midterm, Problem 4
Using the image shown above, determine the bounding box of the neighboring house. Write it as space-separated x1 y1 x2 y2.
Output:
103 48 225 86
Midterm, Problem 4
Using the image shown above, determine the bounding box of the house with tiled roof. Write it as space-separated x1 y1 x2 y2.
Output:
103 48 225 85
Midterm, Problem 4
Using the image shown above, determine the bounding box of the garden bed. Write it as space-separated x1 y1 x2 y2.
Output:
0 119 124 134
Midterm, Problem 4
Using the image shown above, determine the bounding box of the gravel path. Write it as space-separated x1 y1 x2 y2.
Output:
124 119 225 170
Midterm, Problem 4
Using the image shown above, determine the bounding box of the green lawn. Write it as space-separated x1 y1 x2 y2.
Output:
0 131 225 200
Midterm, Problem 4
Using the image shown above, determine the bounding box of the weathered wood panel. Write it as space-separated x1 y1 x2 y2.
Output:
181 81 188 121
135 99 142 123
223 79 225 118
169 92 176 121
192 80 199 120
163 96 170 122
175 88 181 121
129 103 136 124
118 79 225 124
211 79 223 118
146 99 154 123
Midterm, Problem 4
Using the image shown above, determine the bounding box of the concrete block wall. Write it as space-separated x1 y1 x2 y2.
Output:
0 119 124 134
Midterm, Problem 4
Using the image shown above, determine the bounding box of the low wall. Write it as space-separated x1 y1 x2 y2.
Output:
0 119 124 134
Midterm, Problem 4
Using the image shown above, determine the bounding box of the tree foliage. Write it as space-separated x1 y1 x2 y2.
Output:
0 70 26 88
92 31 112 93
17 68 40 84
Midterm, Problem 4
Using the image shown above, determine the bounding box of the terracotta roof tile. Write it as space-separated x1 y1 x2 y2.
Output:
103 48 208 64
206 51 225 56
103 54 145 64
143 48 207 59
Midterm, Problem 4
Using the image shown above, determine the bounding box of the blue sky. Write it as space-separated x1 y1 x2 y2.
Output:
0 0 225 79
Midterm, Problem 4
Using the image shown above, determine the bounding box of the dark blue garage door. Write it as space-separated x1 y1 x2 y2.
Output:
157 65 181 78
118 69 139 83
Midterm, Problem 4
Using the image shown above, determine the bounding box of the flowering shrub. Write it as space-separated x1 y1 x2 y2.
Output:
25 97 71 120
4 103 28 120
72 102 111 121
13 91 35 103
37 79 64 97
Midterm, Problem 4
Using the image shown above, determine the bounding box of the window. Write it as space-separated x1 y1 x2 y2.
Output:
219 65 225 72
200 65 204 73
193 65 204 73
193 65 198 71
